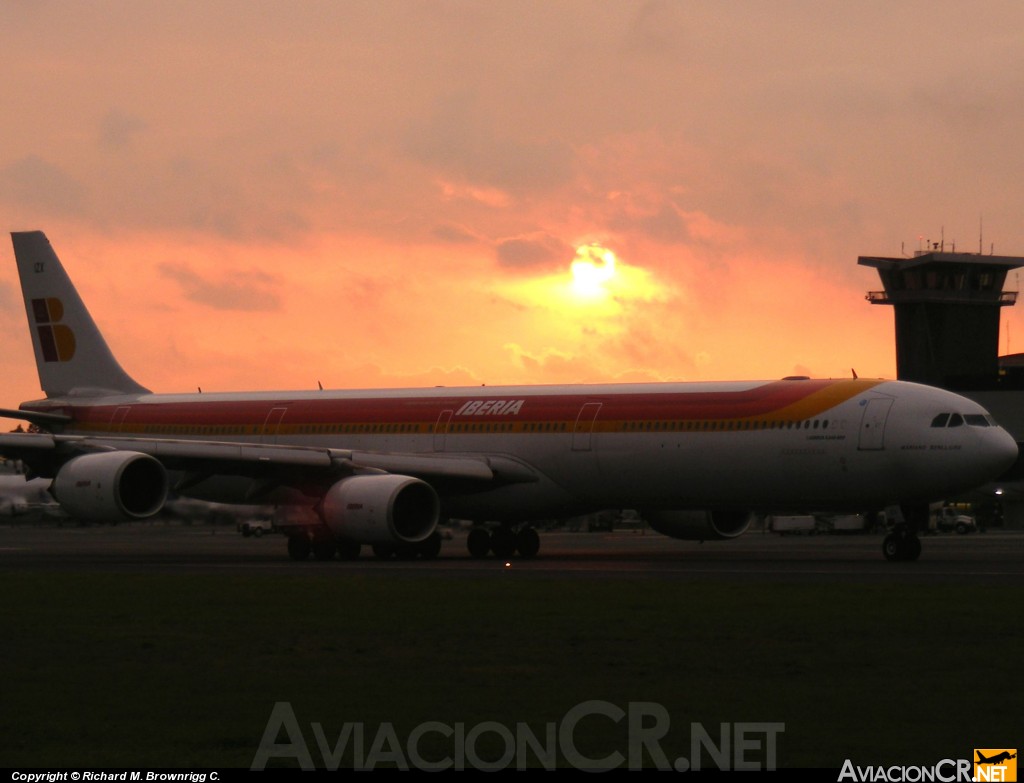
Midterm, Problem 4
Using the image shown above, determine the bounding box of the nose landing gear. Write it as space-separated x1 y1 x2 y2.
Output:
882 530 922 561
882 504 925 562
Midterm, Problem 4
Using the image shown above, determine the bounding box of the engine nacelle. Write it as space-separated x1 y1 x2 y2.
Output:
645 509 754 541
320 474 439 545
52 451 168 522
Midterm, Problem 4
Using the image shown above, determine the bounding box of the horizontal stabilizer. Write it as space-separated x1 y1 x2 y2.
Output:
0 407 73 427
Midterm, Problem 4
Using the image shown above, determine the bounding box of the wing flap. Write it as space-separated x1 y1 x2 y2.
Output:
341 451 495 481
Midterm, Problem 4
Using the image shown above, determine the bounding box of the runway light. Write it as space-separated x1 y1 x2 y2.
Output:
504 561 512 568
995 488 1005 495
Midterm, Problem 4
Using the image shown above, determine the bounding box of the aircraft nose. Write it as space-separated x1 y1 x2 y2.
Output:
986 427 1020 478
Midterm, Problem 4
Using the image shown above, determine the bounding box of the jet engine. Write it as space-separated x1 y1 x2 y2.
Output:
645 509 754 541
320 474 440 545
52 451 168 522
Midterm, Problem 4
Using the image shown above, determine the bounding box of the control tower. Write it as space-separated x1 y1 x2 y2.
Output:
859 243 1023 390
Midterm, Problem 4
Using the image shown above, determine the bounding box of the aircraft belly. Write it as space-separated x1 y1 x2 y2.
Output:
592 432 891 510
444 478 590 522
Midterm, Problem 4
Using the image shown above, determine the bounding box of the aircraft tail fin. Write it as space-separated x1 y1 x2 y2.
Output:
10 231 150 398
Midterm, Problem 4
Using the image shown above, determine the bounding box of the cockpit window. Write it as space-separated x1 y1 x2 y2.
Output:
931 412 993 428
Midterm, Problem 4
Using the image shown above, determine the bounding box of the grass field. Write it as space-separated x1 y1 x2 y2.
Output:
1 572 1019 770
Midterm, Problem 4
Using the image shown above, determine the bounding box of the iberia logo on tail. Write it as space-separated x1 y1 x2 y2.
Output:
31 297 76 362
974 749 1017 782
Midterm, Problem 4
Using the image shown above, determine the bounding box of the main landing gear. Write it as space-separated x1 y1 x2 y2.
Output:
882 504 925 562
466 523 540 559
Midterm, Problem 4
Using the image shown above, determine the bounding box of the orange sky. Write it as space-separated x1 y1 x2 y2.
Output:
2 2 1023 412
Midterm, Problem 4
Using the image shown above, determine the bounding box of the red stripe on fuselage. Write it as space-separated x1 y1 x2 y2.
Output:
28 379 882 432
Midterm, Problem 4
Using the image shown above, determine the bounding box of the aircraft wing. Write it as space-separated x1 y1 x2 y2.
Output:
0 432 537 486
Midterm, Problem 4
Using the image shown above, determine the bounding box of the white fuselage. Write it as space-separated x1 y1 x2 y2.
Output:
25 377 1019 522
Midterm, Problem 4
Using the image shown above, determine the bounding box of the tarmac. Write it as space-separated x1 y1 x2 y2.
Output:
2 520 1023 583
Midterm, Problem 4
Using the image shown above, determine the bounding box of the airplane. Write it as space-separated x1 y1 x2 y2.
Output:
977 751 1016 765
0 231 1018 563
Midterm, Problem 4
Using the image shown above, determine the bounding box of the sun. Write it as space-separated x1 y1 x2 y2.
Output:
493 241 665 332
570 244 617 298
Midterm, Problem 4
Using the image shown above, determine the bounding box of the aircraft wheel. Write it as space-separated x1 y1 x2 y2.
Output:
491 527 516 559
883 532 922 562
467 527 491 558
515 527 540 558
419 531 443 560
882 533 901 562
337 540 361 560
287 535 311 561
902 535 922 561
312 539 337 561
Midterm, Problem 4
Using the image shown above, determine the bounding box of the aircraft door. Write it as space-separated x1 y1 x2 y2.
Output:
858 398 893 450
572 403 602 451
110 406 131 433
261 407 288 444
433 410 452 451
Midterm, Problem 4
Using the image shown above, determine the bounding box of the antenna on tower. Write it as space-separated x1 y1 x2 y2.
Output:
979 214 984 255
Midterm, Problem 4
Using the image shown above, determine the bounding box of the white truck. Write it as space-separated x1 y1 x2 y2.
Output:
934 506 976 535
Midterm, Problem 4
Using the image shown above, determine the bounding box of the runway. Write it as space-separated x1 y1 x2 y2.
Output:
2 521 1023 583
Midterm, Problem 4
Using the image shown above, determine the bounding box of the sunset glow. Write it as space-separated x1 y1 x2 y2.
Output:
1 3 1022 413
570 244 617 299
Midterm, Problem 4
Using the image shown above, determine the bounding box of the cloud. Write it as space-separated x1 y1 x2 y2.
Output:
99 109 147 151
0 156 87 216
158 261 283 312
431 223 482 244
402 90 574 193
5 1 1024 410
503 343 605 384
607 199 693 245
495 234 571 272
